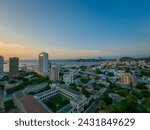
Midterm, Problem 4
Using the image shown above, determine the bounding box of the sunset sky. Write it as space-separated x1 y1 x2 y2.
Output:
0 0 150 60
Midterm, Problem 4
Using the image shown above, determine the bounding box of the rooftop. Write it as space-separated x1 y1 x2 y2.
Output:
19 95 49 113
35 88 57 97
57 104 73 113
58 85 81 96
14 91 25 99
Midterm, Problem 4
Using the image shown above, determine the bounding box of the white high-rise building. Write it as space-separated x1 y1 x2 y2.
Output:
0 55 4 72
39 52 49 75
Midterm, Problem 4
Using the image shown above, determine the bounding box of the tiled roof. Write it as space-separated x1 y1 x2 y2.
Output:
19 95 48 113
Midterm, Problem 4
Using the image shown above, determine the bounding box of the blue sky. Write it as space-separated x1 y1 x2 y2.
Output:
0 0 150 59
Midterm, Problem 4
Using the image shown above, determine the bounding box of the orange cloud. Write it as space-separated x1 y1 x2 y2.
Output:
0 42 38 59
0 42 118 59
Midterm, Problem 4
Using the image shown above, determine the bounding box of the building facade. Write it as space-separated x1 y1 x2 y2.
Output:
0 55 4 72
39 52 49 76
9 57 19 77
34 84 88 113
13 91 50 113
63 71 74 84
49 66 59 82
120 73 133 85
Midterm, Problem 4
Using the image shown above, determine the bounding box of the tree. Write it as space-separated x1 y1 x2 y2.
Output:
94 86 100 90
99 100 106 109
69 83 76 87
48 80 52 84
140 70 150 77
145 107 150 112
80 66 87 70
75 75 81 79
107 72 114 77
4 100 15 111
59 80 65 84
124 94 138 112
101 94 112 105
2 76 9 81
108 102 126 113
141 98 150 104
118 89 128 97
70 86 79 92
136 83 148 90
69 83 79 92
132 90 142 99
140 90 150 98
95 68 102 74
98 83 106 88
0 84 4 90
9 80 17 84
81 77 89 83
82 87 90 97
124 67 130 73
59 71 63 77
92 82 100 90
22 78 29 83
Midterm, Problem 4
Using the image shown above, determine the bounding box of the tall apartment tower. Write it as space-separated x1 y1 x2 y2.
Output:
0 55 4 72
9 57 19 77
49 66 59 82
39 52 49 75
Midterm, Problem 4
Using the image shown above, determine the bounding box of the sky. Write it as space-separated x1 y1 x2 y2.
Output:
0 0 150 60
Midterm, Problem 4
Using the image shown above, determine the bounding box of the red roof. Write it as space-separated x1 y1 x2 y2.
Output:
20 95 48 113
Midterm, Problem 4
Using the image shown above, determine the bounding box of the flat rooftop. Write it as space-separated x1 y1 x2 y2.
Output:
58 85 81 96
57 104 73 113
14 91 25 99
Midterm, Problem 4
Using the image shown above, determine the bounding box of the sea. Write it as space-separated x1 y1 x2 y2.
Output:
4 60 100 72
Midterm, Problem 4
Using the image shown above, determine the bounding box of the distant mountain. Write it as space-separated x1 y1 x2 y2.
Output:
136 57 150 62
76 58 116 62
119 57 134 61
76 59 104 62
145 57 150 62
119 56 150 62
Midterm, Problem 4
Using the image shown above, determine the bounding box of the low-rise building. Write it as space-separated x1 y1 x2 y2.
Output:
63 71 74 84
0 89 4 110
24 83 49 94
13 91 50 113
120 73 133 85
108 93 125 104
34 84 88 113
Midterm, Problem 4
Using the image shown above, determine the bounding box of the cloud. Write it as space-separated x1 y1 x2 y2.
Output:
1 41 149 60
0 42 25 48
0 42 38 59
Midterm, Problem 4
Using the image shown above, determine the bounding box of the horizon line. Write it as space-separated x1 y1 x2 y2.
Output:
2 55 150 61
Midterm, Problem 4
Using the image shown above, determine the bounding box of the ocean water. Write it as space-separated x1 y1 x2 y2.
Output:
4 60 100 72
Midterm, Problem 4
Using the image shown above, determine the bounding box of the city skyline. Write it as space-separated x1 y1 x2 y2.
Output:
0 0 150 59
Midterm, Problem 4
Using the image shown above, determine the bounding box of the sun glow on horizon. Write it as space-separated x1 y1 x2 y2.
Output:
0 41 108 59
